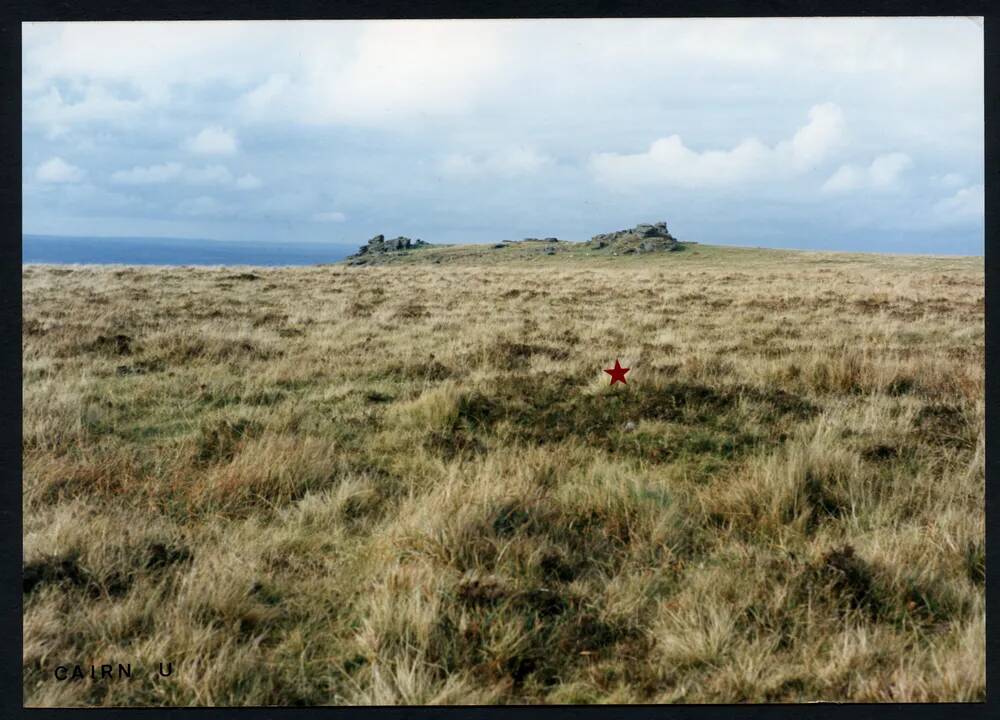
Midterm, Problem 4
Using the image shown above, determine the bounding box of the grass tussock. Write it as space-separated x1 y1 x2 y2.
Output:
22 246 983 705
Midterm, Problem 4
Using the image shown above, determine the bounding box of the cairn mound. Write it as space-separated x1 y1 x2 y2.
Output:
587 222 682 254
348 234 430 264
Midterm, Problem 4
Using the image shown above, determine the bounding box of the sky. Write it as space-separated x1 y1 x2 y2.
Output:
22 18 985 254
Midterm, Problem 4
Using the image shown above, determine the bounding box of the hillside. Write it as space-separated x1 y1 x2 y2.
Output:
22 245 984 705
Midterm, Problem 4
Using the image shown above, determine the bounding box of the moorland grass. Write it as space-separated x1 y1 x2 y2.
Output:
22 243 984 705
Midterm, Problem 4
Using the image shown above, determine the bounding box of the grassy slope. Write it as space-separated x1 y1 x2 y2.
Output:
23 244 984 705
343 238 982 269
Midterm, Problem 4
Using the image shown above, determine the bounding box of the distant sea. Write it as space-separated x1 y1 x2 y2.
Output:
22 235 355 266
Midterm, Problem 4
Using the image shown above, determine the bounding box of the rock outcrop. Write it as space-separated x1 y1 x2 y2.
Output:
348 234 429 264
588 222 682 253
343 224 685 265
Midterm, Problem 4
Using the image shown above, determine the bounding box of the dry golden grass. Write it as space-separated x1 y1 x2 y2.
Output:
22 243 984 705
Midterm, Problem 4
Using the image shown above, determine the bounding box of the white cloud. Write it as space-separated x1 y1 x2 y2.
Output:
229 21 509 127
240 73 291 116
440 146 552 178
23 19 982 140
440 154 477 176
300 22 506 125
937 172 966 188
787 104 848 171
491 147 552 176
28 85 148 138
35 156 85 183
235 173 263 190
111 161 259 190
22 22 283 101
589 103 845 189
22 22 304 134
822 165 863 192
185 126 238 155
822 152 913 193
312 211 347 222
185 164 234 185
110 161 183 184
931 184 984 225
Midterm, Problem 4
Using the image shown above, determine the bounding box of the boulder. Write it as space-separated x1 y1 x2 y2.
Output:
347 234 430 261
587 221 680 254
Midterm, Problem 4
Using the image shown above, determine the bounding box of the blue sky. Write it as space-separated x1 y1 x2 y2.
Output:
22 18 984 254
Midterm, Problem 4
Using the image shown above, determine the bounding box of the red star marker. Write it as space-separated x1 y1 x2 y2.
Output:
604 358 630 385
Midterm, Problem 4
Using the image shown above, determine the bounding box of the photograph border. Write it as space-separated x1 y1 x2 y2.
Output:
2 1 995 718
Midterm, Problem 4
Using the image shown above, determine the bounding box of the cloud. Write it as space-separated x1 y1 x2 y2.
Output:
24 19 982 135
22 22 284 110
28 85 148 138
235 174 263 190
185 164 234 185
228 22 508 127
35 156 85 183
822 152 913 193
787 104 848 170
111 162 260 190
20 20 984 252
185 126 238 155
589 103 845 189
240 73 291 116
311 211 347 222
937 172 966 188
439 154 476 176
21 22 507 133
931 184 984 225
301 22 505 125
440 146 552 178
110 161 183 184
22 23 316 135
